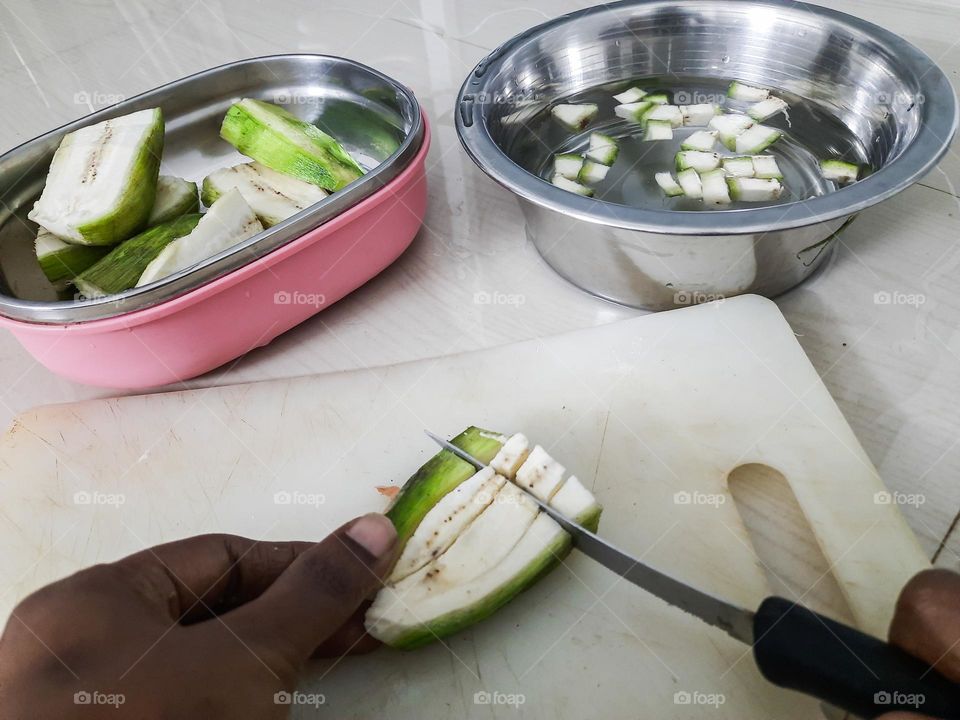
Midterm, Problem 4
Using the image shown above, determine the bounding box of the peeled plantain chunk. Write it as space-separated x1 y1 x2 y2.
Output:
366 428 602 649
219 98 364 192
28 108 164 246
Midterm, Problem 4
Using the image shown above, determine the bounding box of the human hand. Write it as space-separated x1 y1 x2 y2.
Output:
879 568 960 720
0 513 398 718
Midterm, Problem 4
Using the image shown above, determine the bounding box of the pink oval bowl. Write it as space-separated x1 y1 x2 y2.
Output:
0 116 431 389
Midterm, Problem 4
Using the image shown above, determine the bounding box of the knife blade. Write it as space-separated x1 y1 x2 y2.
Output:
425 430 960 719
425 430 754 643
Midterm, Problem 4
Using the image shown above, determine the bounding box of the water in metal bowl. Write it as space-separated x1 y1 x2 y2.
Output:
513 77 864 211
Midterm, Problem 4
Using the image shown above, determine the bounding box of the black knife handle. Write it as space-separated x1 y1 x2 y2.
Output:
753 596 960 719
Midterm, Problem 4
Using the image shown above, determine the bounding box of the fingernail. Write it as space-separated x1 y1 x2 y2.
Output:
346 513 397 560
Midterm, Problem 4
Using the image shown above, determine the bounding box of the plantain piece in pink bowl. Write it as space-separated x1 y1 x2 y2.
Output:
0 55 428 389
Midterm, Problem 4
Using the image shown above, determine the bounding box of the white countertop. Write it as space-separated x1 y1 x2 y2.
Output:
0 0 959 561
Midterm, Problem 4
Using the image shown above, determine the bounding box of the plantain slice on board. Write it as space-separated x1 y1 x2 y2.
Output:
365 427 602 650
28 108 164 246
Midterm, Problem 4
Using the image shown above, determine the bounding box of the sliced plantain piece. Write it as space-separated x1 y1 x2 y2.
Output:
147 175 199 225
73 214 202 298
366 482 547 649
35 229 110 288
388 466 507 583
551 475 602 532
201 162 329 227
490 432 531 477
515 444 566 502
219 99 364 191
385 426 506 547
136 189 262 287
366 429 602 649
28 108 164 246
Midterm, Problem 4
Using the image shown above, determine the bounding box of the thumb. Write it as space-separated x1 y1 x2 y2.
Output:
220 513 398 670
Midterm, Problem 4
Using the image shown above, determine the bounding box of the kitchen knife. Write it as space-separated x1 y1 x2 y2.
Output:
426 430 960 719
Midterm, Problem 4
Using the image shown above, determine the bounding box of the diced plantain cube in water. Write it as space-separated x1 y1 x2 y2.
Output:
820 159 860 184
680 130 718 152
147 176 199 226
28 108 164 246
722 156 756 178
644 120 674 141
202 162 329 228
701 169 732 205
614 101 653 123
585 132 619 166
641 104 683 128
220 98 364 192
136 189 263 287
35 229 109 288
551 174 594 197
365 428 602 649
747 97 789 122
554 153 585 181
550 103 598 131
680 104 721 127
735 124 782 154
676 169 703 199
73 214 202 299
751 155 783 180
676 150 721 173
655 172 685 197
727 177 784 202
612 86 647 104
727 81 770 102
644 92 670 105
578 160 609 185
709 113 755 151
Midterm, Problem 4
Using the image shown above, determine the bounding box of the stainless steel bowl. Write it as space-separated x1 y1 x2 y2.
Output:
456 0 958 310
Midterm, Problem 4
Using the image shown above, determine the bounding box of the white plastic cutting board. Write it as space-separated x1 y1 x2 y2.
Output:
0 295 927 719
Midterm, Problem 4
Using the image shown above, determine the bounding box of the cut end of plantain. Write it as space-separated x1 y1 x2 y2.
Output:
35 229 110 288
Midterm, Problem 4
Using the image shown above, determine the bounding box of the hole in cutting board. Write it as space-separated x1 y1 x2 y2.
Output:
727 463 856 626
